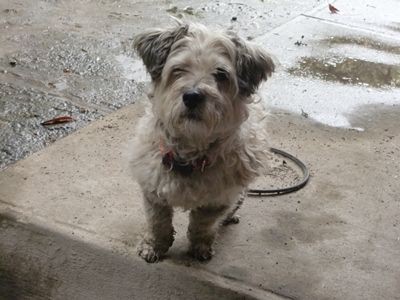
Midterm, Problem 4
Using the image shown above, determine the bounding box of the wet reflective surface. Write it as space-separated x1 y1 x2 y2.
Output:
289 56 400 88
0 0 323 169
0 82 101 167
320 36 400 55
255 14 400 129
1 0 400 169
0 29 146 169
386 22 400 33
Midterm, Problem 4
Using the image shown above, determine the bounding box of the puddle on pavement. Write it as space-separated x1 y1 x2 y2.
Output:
288 56 400 88
385 22 400 33
320 36 400 55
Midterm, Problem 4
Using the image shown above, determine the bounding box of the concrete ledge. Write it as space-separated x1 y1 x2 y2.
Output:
1 211 282 300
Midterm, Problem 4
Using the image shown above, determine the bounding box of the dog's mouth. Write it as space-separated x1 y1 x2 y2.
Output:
183 109 202 121
187 111 202 121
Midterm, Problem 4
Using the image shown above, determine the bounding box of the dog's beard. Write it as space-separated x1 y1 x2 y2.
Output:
173 100 224 140
156 93 230 143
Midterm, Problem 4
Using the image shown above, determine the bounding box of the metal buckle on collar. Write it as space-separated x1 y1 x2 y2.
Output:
159 139 210 175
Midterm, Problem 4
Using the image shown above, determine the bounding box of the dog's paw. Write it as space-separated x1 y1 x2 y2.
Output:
222 214 240 226
189 244 215 262
137 241 162 263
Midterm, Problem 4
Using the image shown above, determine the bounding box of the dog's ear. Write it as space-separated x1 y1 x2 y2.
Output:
134 25 189 81
228 33 275 96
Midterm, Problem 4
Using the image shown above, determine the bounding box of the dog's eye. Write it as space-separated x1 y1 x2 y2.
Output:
172 68 186 76
213 69 229 82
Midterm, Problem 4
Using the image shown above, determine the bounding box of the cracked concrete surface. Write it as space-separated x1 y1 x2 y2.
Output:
0 0 399 299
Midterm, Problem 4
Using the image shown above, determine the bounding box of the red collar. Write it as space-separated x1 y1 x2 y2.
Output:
159 139 210 176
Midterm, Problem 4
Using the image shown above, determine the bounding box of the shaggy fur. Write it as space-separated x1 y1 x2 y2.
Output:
132 23 274 263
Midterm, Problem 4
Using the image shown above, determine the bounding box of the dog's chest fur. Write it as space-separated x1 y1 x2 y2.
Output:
131 105 268 210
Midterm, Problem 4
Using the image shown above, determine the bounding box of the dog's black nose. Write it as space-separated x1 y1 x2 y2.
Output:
182 90 205 109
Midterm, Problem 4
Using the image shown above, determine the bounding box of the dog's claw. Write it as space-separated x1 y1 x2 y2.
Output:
222 215 240 226
137 241 161 263
189 245 214 261
139 248 160 263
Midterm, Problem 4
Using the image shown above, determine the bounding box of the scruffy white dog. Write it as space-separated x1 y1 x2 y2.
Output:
132 23 274 263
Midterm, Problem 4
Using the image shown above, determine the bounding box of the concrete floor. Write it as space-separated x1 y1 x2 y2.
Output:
1 0 400 299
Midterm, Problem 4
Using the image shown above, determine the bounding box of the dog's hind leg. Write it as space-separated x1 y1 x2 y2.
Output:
187 205 228 261
137 194 175 263
222 191 245 226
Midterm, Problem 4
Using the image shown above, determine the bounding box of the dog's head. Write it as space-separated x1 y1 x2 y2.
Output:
134 24 274 142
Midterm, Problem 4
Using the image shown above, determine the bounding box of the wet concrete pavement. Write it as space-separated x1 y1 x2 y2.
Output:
0 0 324 169
1 0 399 168
0 0 400 299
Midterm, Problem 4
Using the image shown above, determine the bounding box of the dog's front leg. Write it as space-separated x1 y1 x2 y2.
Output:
187 205 228 261
138 194 174 263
